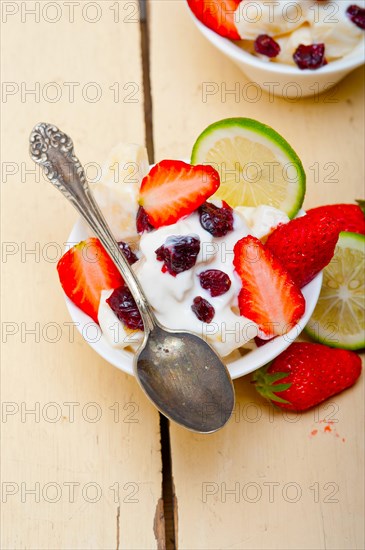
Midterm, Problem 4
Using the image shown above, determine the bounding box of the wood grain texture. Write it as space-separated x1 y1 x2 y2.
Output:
149 1 365 549
1 3 162 549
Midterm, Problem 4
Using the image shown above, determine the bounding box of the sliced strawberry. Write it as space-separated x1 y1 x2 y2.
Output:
57 238 124 323
139 160 220 228
233 236 305 337
187 0 241 40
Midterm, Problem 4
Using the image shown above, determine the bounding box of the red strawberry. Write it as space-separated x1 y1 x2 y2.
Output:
139 160 220 228
57 238 124 323
266 211 340 288
306 202 365 235
252 342 362 411
233 236 305 337
187 0 241 40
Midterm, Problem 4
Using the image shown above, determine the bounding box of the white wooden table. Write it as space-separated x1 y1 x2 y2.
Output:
1 1 364 548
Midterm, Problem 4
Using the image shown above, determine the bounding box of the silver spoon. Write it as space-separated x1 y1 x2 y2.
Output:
29 122 235 433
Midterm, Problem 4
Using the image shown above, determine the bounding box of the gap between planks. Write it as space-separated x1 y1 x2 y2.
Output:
139 1 177 548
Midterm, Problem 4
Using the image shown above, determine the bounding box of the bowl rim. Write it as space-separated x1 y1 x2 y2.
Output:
190 10 365 76
64 216 323 380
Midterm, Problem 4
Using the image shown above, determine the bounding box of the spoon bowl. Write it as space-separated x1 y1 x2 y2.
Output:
188 7 365 98
136 325 234 432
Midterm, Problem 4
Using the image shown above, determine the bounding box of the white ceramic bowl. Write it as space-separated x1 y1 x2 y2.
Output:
63 218 322 379
189 11 365 98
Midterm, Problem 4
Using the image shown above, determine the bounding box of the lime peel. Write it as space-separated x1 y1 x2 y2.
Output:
305 231 365 350
191 118 306 219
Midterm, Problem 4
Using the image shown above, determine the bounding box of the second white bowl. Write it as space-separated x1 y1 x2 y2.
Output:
190 12 365 98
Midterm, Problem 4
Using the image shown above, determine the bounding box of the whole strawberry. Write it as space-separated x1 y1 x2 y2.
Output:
266 211 340 288
252 342 362 411
306 202 365 235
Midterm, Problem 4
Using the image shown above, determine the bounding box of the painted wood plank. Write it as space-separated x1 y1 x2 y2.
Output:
149 1 364 548
1 3 162 549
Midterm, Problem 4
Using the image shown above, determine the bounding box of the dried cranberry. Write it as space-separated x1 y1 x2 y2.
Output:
191 297 215 323
118 241 138 265
136 206 154 234
254 34 281 58
254 336 276 347
155 235 200 276
199 201 234 237
106 286 143 330
293 43 327 70
198 270 231 297
347 4 365 29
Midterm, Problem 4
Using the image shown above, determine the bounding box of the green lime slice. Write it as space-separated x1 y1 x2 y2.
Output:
305 232 365 350
191 118 306 218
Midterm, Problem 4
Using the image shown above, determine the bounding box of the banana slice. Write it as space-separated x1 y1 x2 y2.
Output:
235 0 364 66
98 289 144 351
235 0 307 40
101 142 149 188
236 205 289 240
275 24 313 65
307 0 364 60
92 143 149 241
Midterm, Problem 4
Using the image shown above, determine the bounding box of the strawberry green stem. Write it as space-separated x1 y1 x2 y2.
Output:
252 364 292 405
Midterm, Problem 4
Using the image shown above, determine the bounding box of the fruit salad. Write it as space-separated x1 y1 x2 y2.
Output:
187 0 365 69
57 118 361 367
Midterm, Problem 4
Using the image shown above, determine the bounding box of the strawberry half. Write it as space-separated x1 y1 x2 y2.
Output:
233 236 305 337
266 211 340 288
306 202 365 235
57 238 124 323
252 342 362 411
139 160 220 228
187 0 241 40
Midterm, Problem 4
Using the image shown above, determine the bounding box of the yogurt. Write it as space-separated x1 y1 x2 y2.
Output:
98 200 288 357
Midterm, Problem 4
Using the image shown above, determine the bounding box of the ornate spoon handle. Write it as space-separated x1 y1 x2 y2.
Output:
29 122 156 332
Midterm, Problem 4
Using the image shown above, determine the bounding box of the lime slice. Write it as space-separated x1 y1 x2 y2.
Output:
305 232 365 350
191 118 306 218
